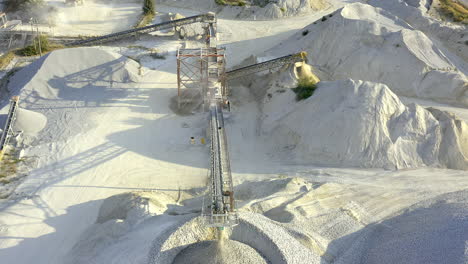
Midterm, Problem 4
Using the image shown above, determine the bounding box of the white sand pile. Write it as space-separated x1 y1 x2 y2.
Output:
367 0 468 62
360 189 468 264
161 0 328 19
218 0 329 19
14 108 47 135
66 192 178 264
6 47 139 143
9 47 139 100
267 3 468 106
172 240 268 264
261 79 468 170
149 213 320 264
427 108 468 170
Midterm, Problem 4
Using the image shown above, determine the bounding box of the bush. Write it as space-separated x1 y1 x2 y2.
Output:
17 35 63 56
143 0 155 15
215 0 246 6
292 77 317 101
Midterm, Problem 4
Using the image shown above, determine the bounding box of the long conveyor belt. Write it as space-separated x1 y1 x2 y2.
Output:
225 51 307 80
67 13 215 46
207 102 236 227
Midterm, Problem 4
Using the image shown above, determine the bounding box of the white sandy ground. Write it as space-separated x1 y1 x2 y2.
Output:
42 0 142 36
0 0 467 263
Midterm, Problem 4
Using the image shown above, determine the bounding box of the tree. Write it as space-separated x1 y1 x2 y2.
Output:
143 0 155 15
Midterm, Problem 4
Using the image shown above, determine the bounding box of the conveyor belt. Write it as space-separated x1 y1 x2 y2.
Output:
225 52 307 80
67 13 216 46
207 102 236 227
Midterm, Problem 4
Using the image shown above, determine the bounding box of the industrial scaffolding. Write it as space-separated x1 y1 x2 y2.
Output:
176 47 227 111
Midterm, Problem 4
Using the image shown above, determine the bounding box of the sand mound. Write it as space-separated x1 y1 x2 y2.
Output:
96 192 175 224
161 0 328 19
13 108 47 135
66 192 177 264
173 240 267 264
6 47 140 142
361 190 468 264
261 79 468 170
368 0 468 62
267 3 468 106
235 177 311 200
9 47 139 100
149 213 320 264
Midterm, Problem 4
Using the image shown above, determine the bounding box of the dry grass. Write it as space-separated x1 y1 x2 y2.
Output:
135 13 155 28
440 0 468 23
0 149 24 184
215 0 246 6
0 52 15 70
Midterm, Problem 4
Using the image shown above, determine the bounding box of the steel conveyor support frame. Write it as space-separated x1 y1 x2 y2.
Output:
0 96 19 161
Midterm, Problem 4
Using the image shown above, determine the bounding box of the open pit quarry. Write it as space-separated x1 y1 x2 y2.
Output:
0 0 467 264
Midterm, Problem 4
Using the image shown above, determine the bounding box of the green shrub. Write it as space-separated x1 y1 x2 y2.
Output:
215 0 246 6
17 35 63 56
143 0 155 15
292 77 317 101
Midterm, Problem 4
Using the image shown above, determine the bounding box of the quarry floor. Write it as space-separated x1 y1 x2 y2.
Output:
0 1 467 264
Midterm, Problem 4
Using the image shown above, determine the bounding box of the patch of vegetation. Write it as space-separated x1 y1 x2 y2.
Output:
302 29 309 36
136 13 155 28
143 0 156 15
0 149 25 184
465 40 468 45
292 77 317 101
136 0 156 28
439 0 468 23
215 0 247 6
251 0 271 7
127 45 150 50
321 16 327 22
150 52 166 59
5 0 42 12
17 35 64 56
0 52 15 70
280 7 286 12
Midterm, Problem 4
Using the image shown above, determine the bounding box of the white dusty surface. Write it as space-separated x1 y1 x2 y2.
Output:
266 3 468 106
45 0 141 36
0 0 467 264
160 0 329 19
259 78 468 170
